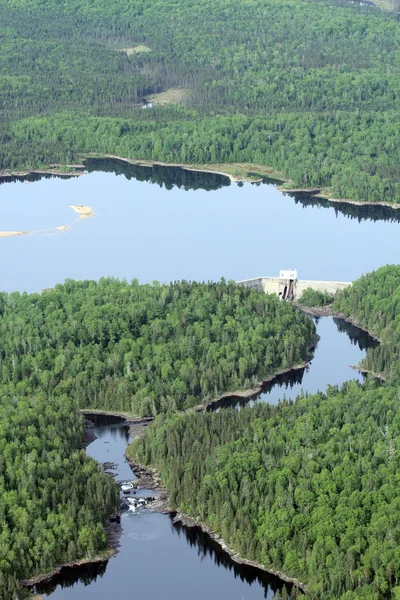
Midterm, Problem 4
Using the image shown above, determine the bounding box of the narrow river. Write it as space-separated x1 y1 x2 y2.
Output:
34 315 377 600
0 159 392 599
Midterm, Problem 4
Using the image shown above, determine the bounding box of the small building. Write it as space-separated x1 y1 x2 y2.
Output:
279 269 297 281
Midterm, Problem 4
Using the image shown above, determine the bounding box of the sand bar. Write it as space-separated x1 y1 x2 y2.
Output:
69 205 95 218
0 230 30 238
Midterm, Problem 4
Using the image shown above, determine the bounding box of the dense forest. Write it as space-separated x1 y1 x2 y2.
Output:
2 0 400 201
0 278 315 596
0 391 119 600
131 267 400 599
0 280 315 416
333 265 400 380
298 288 334 308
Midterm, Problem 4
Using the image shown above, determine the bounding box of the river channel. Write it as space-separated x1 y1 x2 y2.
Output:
0 159 395 598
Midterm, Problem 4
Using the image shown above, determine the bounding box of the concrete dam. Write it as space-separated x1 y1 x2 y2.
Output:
237 269 351 301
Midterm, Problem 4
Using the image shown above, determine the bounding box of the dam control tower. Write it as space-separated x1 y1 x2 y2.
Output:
236 269 351 301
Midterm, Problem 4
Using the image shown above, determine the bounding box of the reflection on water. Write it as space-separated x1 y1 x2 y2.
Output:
172 519 286 598
1 160 391 599
85 158 400 223
36 563 107 595
0 160 398 293
37 314 377 600
211 316 377 411
84 158 231 192
0 173 76 186
289 191 400 223
333 317 379 350
38 421 283 600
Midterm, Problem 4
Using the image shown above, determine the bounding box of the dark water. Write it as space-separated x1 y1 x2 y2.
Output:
213 316 378 410
37 421 286 600
1 160 390 598
0 159 399 293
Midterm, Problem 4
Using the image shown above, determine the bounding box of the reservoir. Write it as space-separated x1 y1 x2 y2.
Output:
1 159 393 598
0 158 398 293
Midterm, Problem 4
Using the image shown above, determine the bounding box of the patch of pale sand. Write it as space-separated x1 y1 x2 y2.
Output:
122 45 151 56
0 230 30 238
69 205 95 219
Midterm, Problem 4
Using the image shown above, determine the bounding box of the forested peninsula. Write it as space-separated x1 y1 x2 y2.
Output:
130 266 400 600
0 280 316 596
2 0 400 203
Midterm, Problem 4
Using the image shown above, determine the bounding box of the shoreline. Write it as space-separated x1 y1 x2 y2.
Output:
195 360 312 412
21 417 121 591
292 302 382 343
125 453 307 593
0 166 85 179
350 365 386 381
20 549 116 588
173 513 307 592
2 154 400 211
81 154 400 210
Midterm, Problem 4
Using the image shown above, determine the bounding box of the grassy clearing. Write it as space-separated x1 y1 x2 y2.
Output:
193 162 285 183
147 88 189 105
370 0 397 10
122 45 151 56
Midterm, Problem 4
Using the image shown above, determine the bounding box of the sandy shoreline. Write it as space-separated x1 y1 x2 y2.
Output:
0 225 70 239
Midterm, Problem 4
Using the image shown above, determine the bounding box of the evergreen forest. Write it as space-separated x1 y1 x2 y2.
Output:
2 0 400 202
333 265 400 380
130 266 400 600
0 391 119 600
0 280 315 416
0 279 316 596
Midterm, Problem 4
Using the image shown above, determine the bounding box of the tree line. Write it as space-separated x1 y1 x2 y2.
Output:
131 266 400 599
2 0 400 201
333 265 400 380
0 279 315 416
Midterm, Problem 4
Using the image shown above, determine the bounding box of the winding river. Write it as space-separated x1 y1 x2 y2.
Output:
1 159 396 598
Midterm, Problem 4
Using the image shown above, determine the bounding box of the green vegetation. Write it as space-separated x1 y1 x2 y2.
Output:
0 278 315 594
298 288 334 308
131 267 400 599
0 279 315 416
0 392 119 600
131 381 400 599
2 0 400 202
334 265 400 380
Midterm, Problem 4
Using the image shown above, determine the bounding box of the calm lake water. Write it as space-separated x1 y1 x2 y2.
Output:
2 160 393 599
0 158 399 293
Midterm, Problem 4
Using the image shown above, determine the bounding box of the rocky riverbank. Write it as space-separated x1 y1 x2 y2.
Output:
126 447 308 593
172 512 307 593
292 302 382 343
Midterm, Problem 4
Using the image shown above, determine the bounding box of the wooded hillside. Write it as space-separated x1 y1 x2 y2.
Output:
2 0 400 202
131 267 400 599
